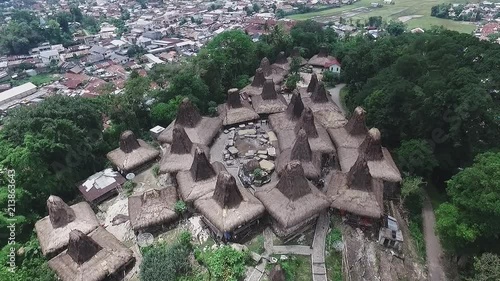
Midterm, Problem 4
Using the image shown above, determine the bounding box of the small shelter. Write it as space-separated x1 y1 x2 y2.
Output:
106 130 160 174
217 88 259 126
255 161 330 238
268 91 305 134
77 168 126 203
326 155 384 226
35 196 100 257
277 129 322 180
176 147 226 203
251 79 288 115
128 187 178 232
194 171 265 241
157 98 222 146
48 228 135 281
159 126 210 174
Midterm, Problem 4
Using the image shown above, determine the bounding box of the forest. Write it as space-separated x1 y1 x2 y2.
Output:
1 20 500 280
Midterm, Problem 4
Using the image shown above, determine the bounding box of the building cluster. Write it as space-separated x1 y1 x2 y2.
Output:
33 48 404 281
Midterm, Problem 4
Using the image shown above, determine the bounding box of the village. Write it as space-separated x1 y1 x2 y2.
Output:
30 49 428 281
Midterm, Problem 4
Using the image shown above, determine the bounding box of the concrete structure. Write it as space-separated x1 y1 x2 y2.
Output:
0 82 37 107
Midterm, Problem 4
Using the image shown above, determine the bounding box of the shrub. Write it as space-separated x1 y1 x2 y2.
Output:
152 164 160 177
196 246 247 281
401 177 425 217
175 200 188 215
326 228 342 251
322 70 338 87
122 181 135 196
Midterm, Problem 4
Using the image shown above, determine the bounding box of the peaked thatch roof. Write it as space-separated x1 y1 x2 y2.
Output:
251 79 288 114
277 129 322 179
306 73 318 93
255 161 330 237
241 68 270 97
328 106 368 151
35 196 99 257
288 47 307 66
345 107 368 136
311 81 329 103
294 107 319 138
159 126 211 174
176 148 226 202
268 91 304 133
194 171 265 233
158 98 222 146
106 130 160 173
260 57 272 76
327 156 384 219
128 188 178 231
48 227 135 281
300 82 341 119
308 47 337 67
260 57 287 84
218 88 260 126
269 264 286 281
275 51 288 65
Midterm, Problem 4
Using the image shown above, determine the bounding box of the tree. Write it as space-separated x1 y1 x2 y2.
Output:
285 73 300 91
150 96 184 126
400 177 425 216
386 21 406 36
148 63 181 88
70 6 83 23
470 253 500 281
165 69 210 112
368 16 383 28
396 139 438 177
322 70 338 87
253 3 260 13
290 20 338 58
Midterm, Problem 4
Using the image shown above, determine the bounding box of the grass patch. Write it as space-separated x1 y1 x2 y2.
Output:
277 255 312 281
246 234 265 255
408 216 426 263
325 222 343 281
286 0 478 33
11 73 57 87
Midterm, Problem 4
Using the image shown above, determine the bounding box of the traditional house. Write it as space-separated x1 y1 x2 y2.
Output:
327 106 367 155
241 68 266 97
176 147 226 203
277 129 322 180
258 57 287 85
77 168 126 203
35 196 100 257
268 91 305 134
157 98 222 145
288 47 307 66
272 51 290 71
128 188 178 233
159 126 210 174
106 130 160 174
48 228 135 281
251 79 288 115
217 88 259 126
326 155 384 227
308 47 340 73
301 81 342 116
300 72 318 96
194 171 265 241
255 161 330 239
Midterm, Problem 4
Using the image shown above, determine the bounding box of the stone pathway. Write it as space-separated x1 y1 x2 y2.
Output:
311 212 329 281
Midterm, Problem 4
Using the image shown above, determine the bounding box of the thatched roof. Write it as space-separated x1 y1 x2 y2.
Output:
288 47 307 66
241 68 267 97
308 48 337 67
260 57 272 76
48 227 135 281
277 129 322 180
106 130 160 173
255 161 330 236
307 73 318 93
268 91 304 133
326 156 384 219
301 82 342 117
176 148 226 202
311 81 329 103
269 264 286 281
157 98 222 146
273 51 291 72
159 126 211 174
251 79 288 114
128 187 178 231
194 171 265 233
35 196 99 257
328 106 367 150
260 57 287 84
218 88 259 126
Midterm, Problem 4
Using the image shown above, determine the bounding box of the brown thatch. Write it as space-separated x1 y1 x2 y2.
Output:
277 129 322 179
218 88 259 126
260 57 287 84
128 188 178 231
35 196 99 257
345 107 368 136
268 91 304 134
359 128 383 161
171 125 194 154
269 264 286 281
260 57 272 76
275 51 288 65
301 84 341 117
311 81 329 103
294 107 318 138
326 156 384 219
242 68 282 97
158 99 222 145
273 51 291 72
327 106 368 156
106 131 160 173
176 148 226 202
288 47 307 66
251 79 288 114
306 73 318 93
308 48 337 68
252 68 266 87
255 161 330 237
194 171 265 233
48 227 135 281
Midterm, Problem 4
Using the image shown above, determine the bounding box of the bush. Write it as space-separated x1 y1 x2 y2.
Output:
196 246 247 281
152 164 160 177
401 177 425 217
122 181 135 196
326 227 342 251
175 200 187 215
322 70 338 87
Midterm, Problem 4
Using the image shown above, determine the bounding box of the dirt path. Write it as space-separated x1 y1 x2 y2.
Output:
328 84 347 115
422 193 447 281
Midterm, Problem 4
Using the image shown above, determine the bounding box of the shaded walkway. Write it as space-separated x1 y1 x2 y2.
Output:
423 193 447 281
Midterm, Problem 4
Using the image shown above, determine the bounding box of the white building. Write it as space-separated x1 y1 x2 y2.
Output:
0 82 37 107
39 50 60 65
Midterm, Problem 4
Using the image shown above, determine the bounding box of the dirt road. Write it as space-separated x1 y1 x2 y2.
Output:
328 84 347 115
422 194 447 281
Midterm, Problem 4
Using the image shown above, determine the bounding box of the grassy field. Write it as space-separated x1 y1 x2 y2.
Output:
11 73 58 87
287 0 478 33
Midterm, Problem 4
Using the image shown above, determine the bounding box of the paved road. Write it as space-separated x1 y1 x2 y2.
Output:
328 84 347 115
423 194 447 281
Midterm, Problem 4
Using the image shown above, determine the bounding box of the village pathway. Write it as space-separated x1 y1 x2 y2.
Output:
328 83 347 115
422 193 447 281
311 212 329 281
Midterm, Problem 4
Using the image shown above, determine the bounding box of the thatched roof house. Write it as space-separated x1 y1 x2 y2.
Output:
260 57 287 85
241 68 266 97
272 51 290 71
128 187 178 232
308 48 338 68
288 47 307 66
277 129 322 180
276 107 336 158
268 91 305 134
176 147 226 203
194 171 265 240
106 130 160 173
301 81 340 114
157 98 222 146
326 155 384 219
328 106 368 153
251 79 288 115
255 161 330 238
48 228 135 281
35 196 100 257
159 126 210 174
218 88 260 126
